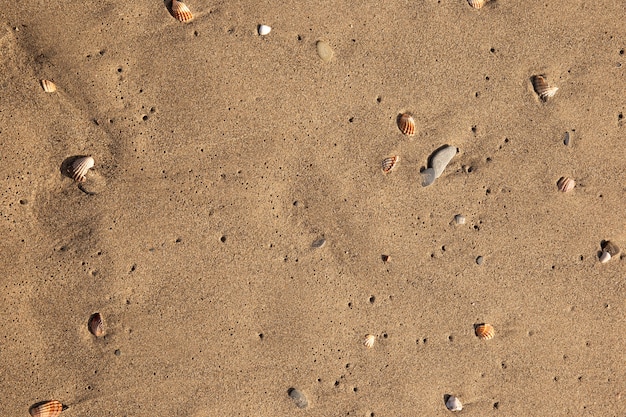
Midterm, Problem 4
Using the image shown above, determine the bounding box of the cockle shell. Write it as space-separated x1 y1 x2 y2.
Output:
467 0 487 9
445 395 463 411
258 24 271 36
557 176 575 192
41 79 57 93
70 156 94 182
30 400 64 417
171 0 193 22
364 334 376 348
475 323 495 340
531 75 558 101
89 312 104 337
397 113 416 136
381 156 400 174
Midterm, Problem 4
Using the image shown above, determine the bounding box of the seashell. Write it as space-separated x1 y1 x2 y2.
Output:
453 214 466 225
258 24 271 36
311 238 326 248
556 176 575 192
316 41 334 62
531 75 558 101
171 0 193 23
467 0 487 9
364 334 376 348
475 323 495 340
70 156 95 182
41 79 57 93
599 251 611 263
421 168 436 187
431 146 457 178
381 254 391 263
30 400 64 417
381 156 400 174
287 388 308 409
601 240 620 256
88 312 104 337
397 113 416 136
445 395 463 411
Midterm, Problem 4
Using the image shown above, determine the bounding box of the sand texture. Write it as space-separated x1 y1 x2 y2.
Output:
1 0 626 415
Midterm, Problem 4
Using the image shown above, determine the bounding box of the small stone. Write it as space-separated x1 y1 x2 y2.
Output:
445 395 463 411
258 24 271 36
453 214 466 225
563 131 571 146
381 254 391 263
421 168 436 187
476 256 484 265
431 146 457 178
316 41 334 62
312 238 326 248
288 388 308 408
114 349 121 356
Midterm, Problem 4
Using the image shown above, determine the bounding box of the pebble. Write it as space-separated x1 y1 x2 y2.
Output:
316 41 334 62
453 214 466 225
476 256 484 265
288 388 308 408
421 168 436 187
431 146 457 178
312 238 326 248
258 24 271 36
445 395 463 411
563 131 571 146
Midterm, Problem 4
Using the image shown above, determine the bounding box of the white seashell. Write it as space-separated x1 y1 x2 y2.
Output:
70 156 95 182
431 146 457 178
171 0 193 22
258 24 271 36
599 251 611 263
445 395 463 411
364 334 376 348
316 41 334 62
467 0 487 9
531 75 558 101
41 79 57 93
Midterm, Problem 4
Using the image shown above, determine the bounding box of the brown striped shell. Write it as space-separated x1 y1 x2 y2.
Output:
171 0 193 22
397 113 415 136
30 400 64 417
531 75 558 101
381 156 399 174
89 312 104 337
41 79 57 93
467 0 487 9
70 156 94 182
557 176 575 192
475 323 495 340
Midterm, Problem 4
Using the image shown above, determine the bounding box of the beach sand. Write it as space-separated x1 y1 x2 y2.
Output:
1 0 625 415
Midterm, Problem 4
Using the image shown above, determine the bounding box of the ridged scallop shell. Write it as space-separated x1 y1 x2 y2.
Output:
70 156 94 182
602 240 620 256
397 113 415 136
475 323 495 340
30 400 64 417
41 79 57 93
531 75 558 101
467 0 487 9
171 0 193 22
89 312 104 337
364 334 376 348
381 156 399 174
557 176 575 192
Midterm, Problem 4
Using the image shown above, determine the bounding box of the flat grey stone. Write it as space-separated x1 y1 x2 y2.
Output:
421 168 436 187
431 146 457 178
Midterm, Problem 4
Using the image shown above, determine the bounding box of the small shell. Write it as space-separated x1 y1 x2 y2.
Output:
475 323 495 340
445 395 463 411
381 156 400 174
557 176 575 192
364 334 376 348
531 75 558 101
258 24 271 36
70 156 95 182
30 400 64 417
602 240 620 256
311 238 326 248
381 254 391 263
599 251 612 263
89 312 104 337
467 0 487 9
397 113 416 136
171 0 193 23
316 41 334 62
41 79 57 93
287 388 308 409
453 214 466 225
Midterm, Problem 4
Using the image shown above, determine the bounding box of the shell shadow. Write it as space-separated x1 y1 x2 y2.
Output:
60 155 88 180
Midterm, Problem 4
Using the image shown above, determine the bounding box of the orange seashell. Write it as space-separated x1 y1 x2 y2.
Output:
467 0 487 9
531 75 558 101
475 323 495 340
29 400 64 417
171 0 193 22
381 156 399 174
556 176 575 192
89 312 104 337
41 79 57 93
397 113 415 136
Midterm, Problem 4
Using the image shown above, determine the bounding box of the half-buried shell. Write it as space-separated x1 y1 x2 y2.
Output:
364 334 376 348
467 0 487 9
397 113 415 136
557 176 575 192
531 75 558 101
29 400 65 417
70 156 95 182
475 323 495 340
171 0 193 22
381 156 399 174
41 79 57 93
89 312 104 337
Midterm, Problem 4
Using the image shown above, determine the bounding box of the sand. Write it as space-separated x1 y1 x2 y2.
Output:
1 0 625 415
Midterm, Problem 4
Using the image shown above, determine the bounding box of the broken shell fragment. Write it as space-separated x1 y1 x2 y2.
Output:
288 388 308 409
171 0 193 22
364 334 376 348
70 156 95 182
316 41 334 62
453 214 466 225
531 75 558 101
599 251 612 263
258 24 271 36
467 0 487 9
381 156 400 174
29 400 64 417
556 176 575 192
601 240 620 256
41 79 57 93
397 113 416 136
475 323 495 340
445 395 463 411
89 312 104 337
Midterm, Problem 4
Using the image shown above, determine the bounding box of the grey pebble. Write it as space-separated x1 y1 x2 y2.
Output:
563 131 571 146
421 168 436 187
431 146 457 178
476 256 484 265
288 388 308 409
312 238 326 248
